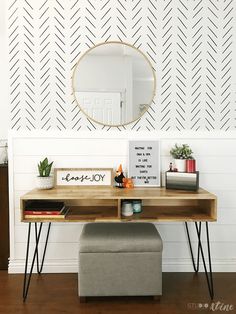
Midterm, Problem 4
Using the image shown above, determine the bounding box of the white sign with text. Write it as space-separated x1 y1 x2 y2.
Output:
128 140 160 187
55 168 112 187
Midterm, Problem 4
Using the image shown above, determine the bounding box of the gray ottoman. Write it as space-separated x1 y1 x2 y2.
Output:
78 222 163 300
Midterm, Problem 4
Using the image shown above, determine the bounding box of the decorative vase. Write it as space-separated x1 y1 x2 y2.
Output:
186 159 196 173
121 201 133 217
132 200 142 213
174 159 186 172
36 176 54 190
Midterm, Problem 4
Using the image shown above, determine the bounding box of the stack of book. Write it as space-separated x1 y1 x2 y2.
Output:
24 200 69 219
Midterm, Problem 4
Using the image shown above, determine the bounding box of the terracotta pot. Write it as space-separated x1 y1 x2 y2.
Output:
186 159 196 173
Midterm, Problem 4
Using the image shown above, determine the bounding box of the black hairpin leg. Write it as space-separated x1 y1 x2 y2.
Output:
35 222 51 274
185 222 201 272
23 222 51 302
185 222 214 299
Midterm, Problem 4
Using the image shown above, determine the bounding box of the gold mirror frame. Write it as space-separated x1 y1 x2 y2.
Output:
72 41 156 127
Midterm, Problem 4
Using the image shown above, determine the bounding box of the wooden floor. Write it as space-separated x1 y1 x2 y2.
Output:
0 272 235 314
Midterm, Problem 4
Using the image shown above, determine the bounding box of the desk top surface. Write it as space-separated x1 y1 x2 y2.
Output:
21 187 216 200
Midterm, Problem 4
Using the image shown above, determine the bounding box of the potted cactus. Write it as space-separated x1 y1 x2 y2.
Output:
36 157 54 189
170 144 194 172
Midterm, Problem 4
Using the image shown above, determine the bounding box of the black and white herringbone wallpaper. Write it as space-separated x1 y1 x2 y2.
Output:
8 0 235 131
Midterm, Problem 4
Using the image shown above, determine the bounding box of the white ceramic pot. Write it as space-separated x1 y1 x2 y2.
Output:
36 176 54 190
121 201 133 217
174 159 186 172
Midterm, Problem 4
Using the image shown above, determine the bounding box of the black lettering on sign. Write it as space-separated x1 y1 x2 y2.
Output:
62 173 105 183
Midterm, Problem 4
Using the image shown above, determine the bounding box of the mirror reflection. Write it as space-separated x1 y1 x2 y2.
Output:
72 42 156 126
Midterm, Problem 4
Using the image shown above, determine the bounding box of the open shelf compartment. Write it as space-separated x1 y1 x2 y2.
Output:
21 198 119 222
120 198 217 222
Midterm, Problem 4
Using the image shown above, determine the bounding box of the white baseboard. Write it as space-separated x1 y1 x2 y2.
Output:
8 259 78 274
8 258 236 274
162 258 236 272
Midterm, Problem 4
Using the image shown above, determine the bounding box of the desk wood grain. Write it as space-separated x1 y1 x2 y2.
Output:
20 187 217 222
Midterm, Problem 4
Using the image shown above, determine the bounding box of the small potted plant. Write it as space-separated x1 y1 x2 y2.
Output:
170 144 194 172
36 157 54 189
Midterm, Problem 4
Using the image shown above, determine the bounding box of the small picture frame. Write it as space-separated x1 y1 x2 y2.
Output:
54 168 113 187
128 140 161 187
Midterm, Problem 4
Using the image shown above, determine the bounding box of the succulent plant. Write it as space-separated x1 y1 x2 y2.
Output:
38 158 53 177
170 144 193 160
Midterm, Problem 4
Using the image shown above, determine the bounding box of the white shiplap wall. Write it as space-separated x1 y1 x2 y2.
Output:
8 131 236 273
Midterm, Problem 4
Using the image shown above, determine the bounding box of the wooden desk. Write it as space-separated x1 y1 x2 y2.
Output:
20 187 217 222
20 187 217 301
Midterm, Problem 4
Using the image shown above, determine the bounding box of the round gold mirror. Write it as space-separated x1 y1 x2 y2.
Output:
72 41 156 126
